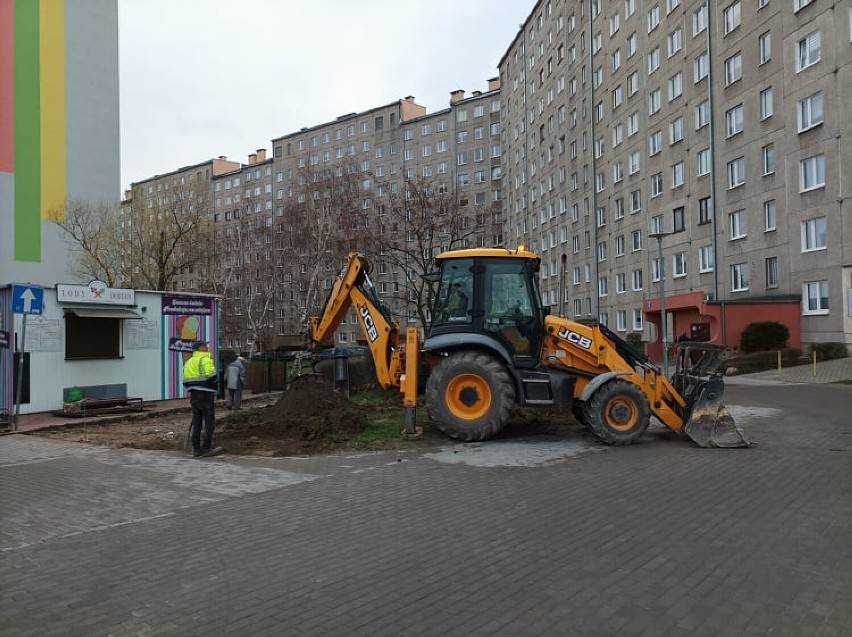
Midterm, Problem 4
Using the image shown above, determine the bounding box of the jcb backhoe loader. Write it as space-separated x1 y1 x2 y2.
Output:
308 248 750 448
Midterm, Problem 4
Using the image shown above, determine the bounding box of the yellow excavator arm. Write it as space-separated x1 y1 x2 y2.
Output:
308 253 420 419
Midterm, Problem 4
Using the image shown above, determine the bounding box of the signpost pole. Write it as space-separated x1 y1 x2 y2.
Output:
13 315 27 432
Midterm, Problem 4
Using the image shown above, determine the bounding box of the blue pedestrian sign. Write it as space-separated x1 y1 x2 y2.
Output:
11 285 44 315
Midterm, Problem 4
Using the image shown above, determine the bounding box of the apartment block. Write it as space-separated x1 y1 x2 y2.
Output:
499 0 851 355
126 86 502 351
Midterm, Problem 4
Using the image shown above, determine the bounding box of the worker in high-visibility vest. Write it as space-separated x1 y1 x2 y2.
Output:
182 340 221 458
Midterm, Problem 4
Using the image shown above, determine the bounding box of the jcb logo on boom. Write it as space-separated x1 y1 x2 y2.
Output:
360 306 379 342
556 327 592 350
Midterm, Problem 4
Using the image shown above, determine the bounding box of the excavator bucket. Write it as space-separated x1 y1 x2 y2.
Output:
671 343 751 448
681 376 750 448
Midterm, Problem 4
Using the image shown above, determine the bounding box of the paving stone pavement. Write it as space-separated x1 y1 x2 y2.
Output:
1 381 851 636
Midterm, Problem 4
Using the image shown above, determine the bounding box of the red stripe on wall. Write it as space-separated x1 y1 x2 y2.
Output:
0 0 14 172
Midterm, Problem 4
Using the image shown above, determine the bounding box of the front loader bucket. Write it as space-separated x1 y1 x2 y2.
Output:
682 377 751 448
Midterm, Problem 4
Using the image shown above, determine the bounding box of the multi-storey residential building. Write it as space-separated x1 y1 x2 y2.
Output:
126 85 502 352
499 0 850 357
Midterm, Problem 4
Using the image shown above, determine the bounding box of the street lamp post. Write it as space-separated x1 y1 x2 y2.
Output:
648 231 671 377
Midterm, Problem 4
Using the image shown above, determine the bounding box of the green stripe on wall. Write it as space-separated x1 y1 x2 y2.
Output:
14 0 40 262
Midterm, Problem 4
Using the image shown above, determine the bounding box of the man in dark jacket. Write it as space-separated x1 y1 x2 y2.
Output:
182 341 221 457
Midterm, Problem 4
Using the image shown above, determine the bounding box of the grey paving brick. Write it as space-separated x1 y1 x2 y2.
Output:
1 382 851 636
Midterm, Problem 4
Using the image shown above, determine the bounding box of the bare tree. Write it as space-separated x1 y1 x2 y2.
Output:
50 181 215 292
286 162 374 328
370 173 490 327
122 181 215 291
47 198 126 286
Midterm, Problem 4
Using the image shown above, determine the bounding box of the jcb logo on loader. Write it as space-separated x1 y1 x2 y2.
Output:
556 327 592 350
360 306 379 342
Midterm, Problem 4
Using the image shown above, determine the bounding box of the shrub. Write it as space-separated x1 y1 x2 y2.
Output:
809 342 849 361
740 321 789 352
625 332 645 355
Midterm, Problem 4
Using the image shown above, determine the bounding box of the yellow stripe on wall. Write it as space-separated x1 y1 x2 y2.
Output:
39 0 65 220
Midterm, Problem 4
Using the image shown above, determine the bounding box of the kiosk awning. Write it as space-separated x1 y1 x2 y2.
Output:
65 307 144 320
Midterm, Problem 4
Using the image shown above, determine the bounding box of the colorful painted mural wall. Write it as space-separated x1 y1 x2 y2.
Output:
1 0 69 263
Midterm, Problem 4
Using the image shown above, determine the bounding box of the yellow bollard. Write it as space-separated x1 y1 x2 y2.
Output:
777 350 782 376
813 349 817 377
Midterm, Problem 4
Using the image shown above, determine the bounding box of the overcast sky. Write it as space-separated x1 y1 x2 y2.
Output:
118 0 532 190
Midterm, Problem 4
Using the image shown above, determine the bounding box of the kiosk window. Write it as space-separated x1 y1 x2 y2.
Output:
65 315 122 359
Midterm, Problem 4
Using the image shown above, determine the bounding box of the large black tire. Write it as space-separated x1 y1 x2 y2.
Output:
583 380 650 445
425 351 515 441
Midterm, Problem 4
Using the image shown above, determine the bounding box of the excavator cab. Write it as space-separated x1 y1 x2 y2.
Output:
429 249 546 366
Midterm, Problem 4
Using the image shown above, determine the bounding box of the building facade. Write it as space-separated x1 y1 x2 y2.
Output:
1 0 122 416
499 0 850 355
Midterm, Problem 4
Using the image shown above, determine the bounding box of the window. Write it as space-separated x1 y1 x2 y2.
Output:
668 72 683 100
699 245 714 272
648 47 660 74
613 124 624 146
651 172 663 197
673 206 685 232
632 309 644 331
630 189 642 213
766 257 778 288
724 2 741 34
760 88 774 120
615 235 626 256
651 257 662 282
694 52 709 82
65 314 123 359
670 117 684 143
731 263 749 291
693 3 708 35
800 154 825 192
671 161 684 188
650 130 662 155
628 111 639 136
617 310 627 331
668 28 682 57
697 148 711 176
794 0 813 10
648 89 661 115
698 197 712 225
797 31 821 71
727 157 745 188
729 209 747 239
803 281 829 314
696 100 710 129
673 252 687 277
762 144 775 175
612 50 622 73
616 273 626 293
798 92 824 131
764 200 776 231
627 72 638 96
667 0 680 12
631 230 642 251
629 151 641 174
759 31 772 64
632 269 643 291
648 4 660 31
801 216 827 251
724 53 742 85
598 276 608 296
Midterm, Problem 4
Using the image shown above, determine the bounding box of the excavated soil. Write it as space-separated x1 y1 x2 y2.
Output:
30 380 383 457
216 379 371 455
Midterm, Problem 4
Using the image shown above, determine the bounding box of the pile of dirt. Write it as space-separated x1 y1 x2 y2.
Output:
215 379 370 455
